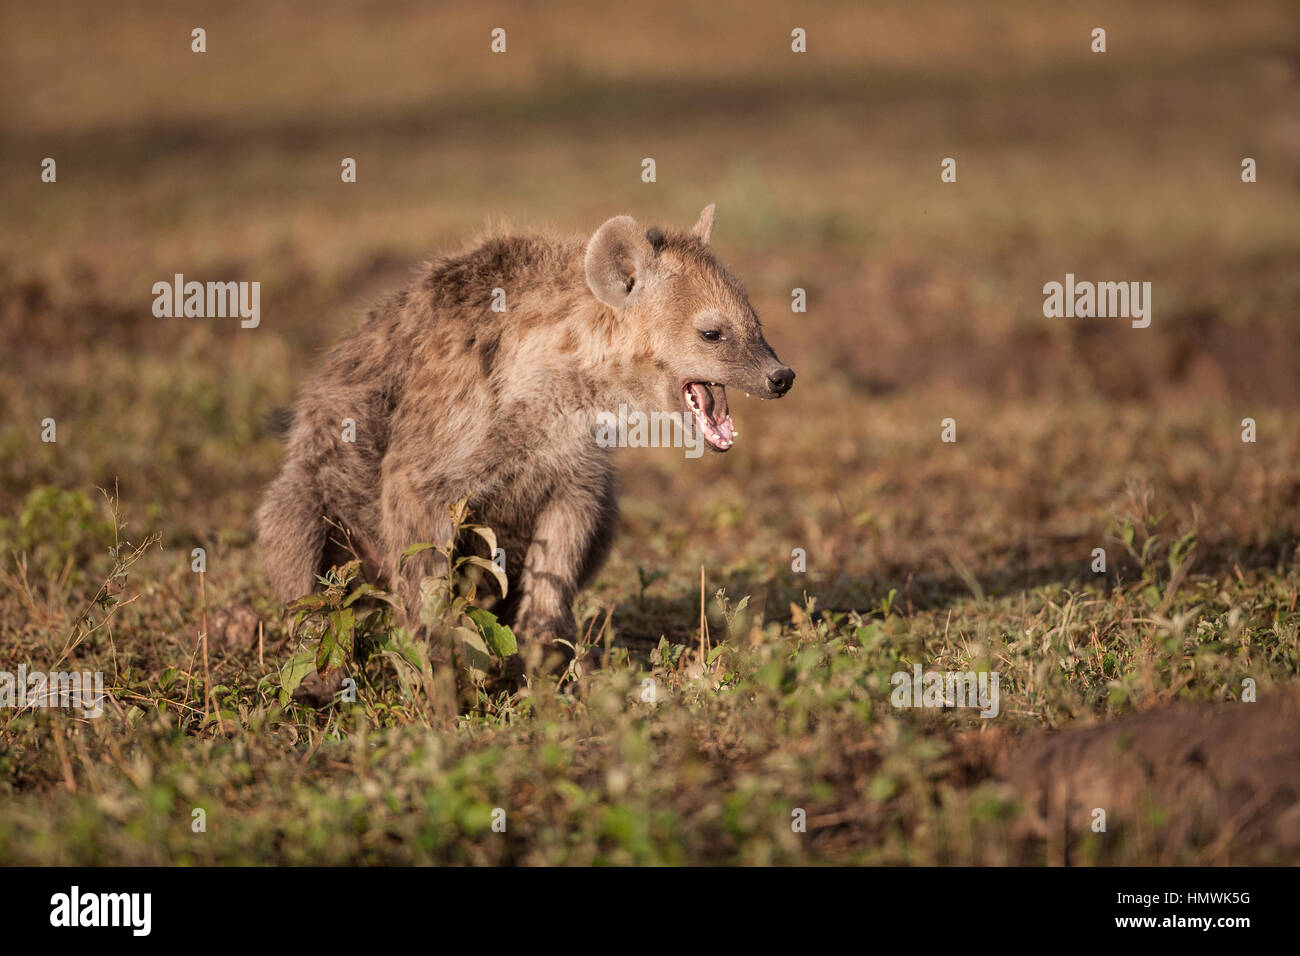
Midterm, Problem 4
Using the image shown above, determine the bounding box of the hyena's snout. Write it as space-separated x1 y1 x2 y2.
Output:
735 353 794 401
765 363 795 397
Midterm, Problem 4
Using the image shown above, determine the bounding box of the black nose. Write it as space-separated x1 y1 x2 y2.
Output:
767 366 795 396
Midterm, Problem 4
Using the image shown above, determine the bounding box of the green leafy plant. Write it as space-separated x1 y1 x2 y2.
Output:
286 559 400 675
282 500 519 710
406 499 517 680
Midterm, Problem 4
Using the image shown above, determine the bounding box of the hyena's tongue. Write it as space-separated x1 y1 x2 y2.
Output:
686 382 735 449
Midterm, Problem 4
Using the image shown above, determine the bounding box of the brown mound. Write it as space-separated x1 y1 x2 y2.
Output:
970 695 1300 863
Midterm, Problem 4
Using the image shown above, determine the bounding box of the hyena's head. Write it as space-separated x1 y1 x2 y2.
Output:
584 204 794 452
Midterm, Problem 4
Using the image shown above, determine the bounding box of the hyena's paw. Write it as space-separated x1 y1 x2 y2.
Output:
291 667 348 708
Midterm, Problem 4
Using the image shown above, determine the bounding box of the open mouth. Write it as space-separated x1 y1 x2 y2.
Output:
682 382 736 451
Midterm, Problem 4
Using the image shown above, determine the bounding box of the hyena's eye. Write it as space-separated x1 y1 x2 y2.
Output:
700 329 723 342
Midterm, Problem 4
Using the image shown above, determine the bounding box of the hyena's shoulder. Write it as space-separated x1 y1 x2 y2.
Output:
418 231 587 314
385 231 590 376
313 230 587 402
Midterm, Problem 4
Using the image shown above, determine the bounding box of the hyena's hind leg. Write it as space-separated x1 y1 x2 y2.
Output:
257 462 328 603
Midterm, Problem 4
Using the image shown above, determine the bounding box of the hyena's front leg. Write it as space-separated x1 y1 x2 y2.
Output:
512 476 616 659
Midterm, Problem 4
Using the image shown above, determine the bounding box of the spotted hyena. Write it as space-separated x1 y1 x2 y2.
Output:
257 204 794 653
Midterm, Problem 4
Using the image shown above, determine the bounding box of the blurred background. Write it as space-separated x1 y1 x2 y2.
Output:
3 0 1299 625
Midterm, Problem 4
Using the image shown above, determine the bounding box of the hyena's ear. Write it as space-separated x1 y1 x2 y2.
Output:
690 203 716 245
585 215 651 309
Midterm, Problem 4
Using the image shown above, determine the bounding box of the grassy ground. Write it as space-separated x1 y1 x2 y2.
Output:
1 0 1299 864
